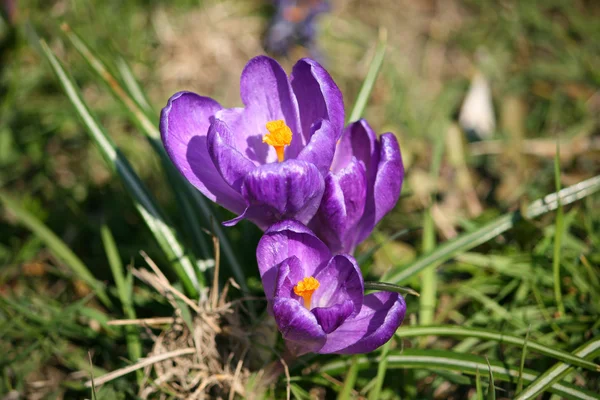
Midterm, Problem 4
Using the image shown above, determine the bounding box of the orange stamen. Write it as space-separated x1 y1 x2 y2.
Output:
263 120 292 162
293 276 320 309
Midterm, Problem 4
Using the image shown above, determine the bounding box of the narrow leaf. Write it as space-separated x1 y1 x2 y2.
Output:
337 356 360 400
486 357 496 400
39 39 201 296
115 56 153 114
61 25 249 297
394 325 599 371
368 340 391 400
552 142 565 316
514 337 600 400
476 367 483 400
516 327 531 393
347 28 387 122
320 349 598 400
385 175 600 284
364 281 420 297
100 225 142 383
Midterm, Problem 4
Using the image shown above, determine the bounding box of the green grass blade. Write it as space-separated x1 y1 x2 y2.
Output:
320 350 598 400
61 25 249 296
39 39 201 296
419 207 437 326
476 367 484 400
394 325 599 371
385 175 600 284
419 134 444 326
100 225 128 302
0 192 111 307
368 340 391 400
88 352 98 400
61 24 209 260
337 355 360 400
485 357 496 400
514 337 600 400
553 142 565 316
347 28 387 122
115 56 153 114
61 24 158 139
100 225 142 383
516 327 530 393
364 281 420 297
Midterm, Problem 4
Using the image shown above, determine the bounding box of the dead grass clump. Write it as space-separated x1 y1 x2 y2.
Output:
89 251 274 400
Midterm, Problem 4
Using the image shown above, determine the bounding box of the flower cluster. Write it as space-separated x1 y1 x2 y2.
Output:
161 56 406 355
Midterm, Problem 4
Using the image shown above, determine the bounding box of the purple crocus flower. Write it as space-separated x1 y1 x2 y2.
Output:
309 119 404 254
257 220 406 355
160 56 344 230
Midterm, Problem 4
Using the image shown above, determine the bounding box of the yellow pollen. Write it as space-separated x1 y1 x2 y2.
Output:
293 276 320 309
263 120 292 162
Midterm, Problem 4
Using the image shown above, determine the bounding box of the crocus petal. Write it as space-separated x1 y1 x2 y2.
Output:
311 300 353 334
311 157 367 253
356 133 404 244
312 254 364 316
206 119 256 192
331 119 378 175
240 56 300 129
229 160 324 229
273 297 326 354
291 58 345 143
160 91 246 214
295 119 337 175
216 56 302 164
273 256 304 300
318 291 406 354
257 220 331 299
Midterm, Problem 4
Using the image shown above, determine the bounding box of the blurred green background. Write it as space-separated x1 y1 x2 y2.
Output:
1 0 599 399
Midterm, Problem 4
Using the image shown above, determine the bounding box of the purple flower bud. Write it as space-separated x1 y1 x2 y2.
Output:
264 0 330 57
160 56 344 230
257 220 406 355
310 119 404 254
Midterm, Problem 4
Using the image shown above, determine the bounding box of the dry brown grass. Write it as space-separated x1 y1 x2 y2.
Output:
86 249 279 399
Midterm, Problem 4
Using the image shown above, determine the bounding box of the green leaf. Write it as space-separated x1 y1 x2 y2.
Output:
38 38 201 297
552 142 566 316
320 349 598 400
394 325 599 371
516 327 530 393
364 281 420 297
384 175 600 284
100 225 141 383
514 337 600 400
476 367 484 400
347 28 387 122
0 192 111 307
337 355 360 400
368 340 391 400
485 358 496 400
290 383 310 400
60 24 210 261
115 56 153 114
61 25 250 299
